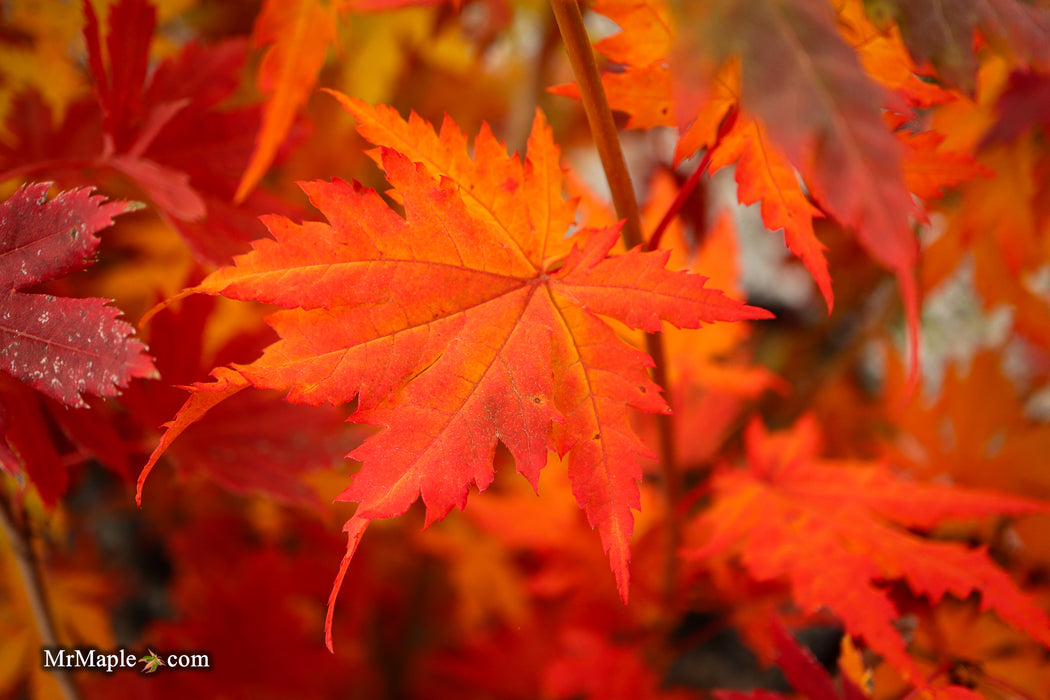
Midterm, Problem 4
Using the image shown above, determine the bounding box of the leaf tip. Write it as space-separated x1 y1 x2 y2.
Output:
326 517 369 653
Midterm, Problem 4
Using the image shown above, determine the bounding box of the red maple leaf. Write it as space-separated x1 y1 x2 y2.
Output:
683 414 1050 685
122 294 359 508
0 183 155 409
138 96 771 649
0 0 294 265
0 0 292 266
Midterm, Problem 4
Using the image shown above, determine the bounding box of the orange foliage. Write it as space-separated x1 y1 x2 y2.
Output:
1 0 1050 697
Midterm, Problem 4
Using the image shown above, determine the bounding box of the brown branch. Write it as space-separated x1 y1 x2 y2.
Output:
0 494 81 700
549 0 643 249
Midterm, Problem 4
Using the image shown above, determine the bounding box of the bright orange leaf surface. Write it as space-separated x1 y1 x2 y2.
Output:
140 94 771 648
707 113 832 310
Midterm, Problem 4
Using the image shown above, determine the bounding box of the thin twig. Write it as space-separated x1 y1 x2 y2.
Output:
0 494 81 700
549 0 643 249
648 107 738 252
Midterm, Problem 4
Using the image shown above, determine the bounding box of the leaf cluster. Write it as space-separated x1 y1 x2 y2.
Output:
1 0 1049 698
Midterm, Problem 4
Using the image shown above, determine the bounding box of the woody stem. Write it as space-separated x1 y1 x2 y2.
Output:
549 0 680 608
0 494 81 700
549 0 643 247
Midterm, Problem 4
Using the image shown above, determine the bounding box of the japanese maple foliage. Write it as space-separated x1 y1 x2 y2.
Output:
3 0 1050 698
138 96 772 640
0 183 154 408
683 415 1050 684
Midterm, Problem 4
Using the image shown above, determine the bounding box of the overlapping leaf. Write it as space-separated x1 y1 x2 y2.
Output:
139 97 770 649
836 0 956 108
0 0 299 265
707 109 832 310
692 0 921 371
553 0 836 310
548 0 675 130
864 0 1050 94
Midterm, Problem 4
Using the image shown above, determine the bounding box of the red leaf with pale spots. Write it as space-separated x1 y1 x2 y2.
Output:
0 183 155 409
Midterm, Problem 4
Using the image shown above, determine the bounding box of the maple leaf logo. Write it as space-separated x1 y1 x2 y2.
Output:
137 95 772 650
138 650 164 674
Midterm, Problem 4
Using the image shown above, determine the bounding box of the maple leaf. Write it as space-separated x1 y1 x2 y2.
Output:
555 0 934 318
895 125 992 201
693 0 921 378
0 183 155 409
865 0 1050 94
235 0 341 202
138 650 164 674
123 294 358 508
139 97 771 650
73 0 284 264
82 0 204 222
548 0 675 130
837 0 955 108
683 415 1050 684
707 112 832 311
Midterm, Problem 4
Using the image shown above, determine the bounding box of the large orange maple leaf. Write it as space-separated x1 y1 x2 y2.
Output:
139 95 771 649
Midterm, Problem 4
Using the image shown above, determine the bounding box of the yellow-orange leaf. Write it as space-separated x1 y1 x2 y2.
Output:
235 0 340 202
